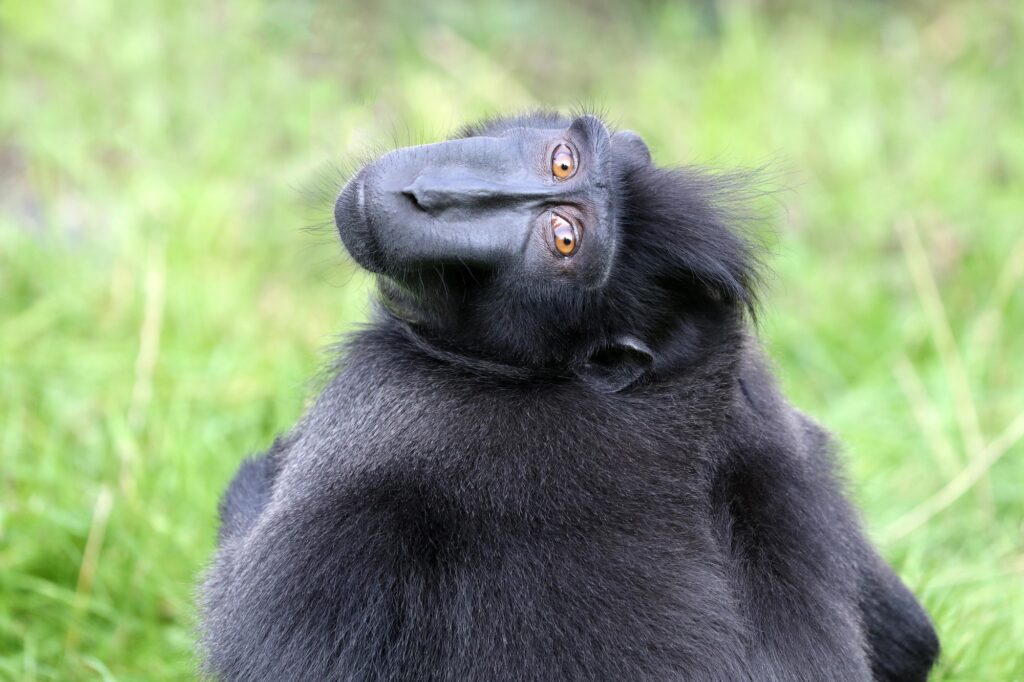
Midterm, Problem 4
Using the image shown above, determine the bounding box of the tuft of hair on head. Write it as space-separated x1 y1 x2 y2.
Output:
455 109 571 138
615 160 775 323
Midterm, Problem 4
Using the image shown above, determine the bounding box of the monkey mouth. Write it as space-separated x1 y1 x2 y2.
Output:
335 169 385 274
352 174 366 226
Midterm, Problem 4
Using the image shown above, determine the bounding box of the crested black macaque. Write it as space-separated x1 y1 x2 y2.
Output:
200 112 939 681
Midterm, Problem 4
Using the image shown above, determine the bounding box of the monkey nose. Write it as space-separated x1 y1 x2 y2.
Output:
400 185 426 212
401 175 494 214
402 174 555 216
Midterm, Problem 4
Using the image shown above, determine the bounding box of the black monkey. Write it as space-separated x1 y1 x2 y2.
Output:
199 112 939 681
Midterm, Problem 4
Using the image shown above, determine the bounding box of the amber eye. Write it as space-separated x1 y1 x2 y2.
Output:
551 213 579 257
551 144 576 180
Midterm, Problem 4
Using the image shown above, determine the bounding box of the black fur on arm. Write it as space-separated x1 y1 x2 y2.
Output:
859 550 940 681
730 352 940 681
216 436 287 543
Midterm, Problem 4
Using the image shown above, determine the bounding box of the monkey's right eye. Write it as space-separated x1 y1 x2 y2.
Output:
551 144 576 180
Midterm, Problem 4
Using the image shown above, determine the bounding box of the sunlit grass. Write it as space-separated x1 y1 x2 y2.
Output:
1 1 1021 679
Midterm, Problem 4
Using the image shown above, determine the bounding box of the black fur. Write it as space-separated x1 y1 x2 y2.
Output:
199 112 938 680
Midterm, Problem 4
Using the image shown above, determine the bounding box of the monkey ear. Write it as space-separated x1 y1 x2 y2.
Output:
577 335 654 393
611 130 652 175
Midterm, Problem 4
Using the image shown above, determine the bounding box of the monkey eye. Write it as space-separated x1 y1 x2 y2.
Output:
551 144 576 180
551 213 579 257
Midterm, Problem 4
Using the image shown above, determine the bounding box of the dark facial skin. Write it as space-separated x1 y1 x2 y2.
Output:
336 114 626 289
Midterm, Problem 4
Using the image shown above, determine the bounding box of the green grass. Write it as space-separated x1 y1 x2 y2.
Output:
1 1 1022 679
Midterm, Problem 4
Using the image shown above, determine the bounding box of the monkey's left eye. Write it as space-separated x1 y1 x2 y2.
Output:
551 144 576 180
551 213 579 257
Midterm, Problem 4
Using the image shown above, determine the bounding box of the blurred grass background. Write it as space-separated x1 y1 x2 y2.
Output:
1 0 1022 679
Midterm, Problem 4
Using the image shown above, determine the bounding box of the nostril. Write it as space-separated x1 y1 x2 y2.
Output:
402 187 426 212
